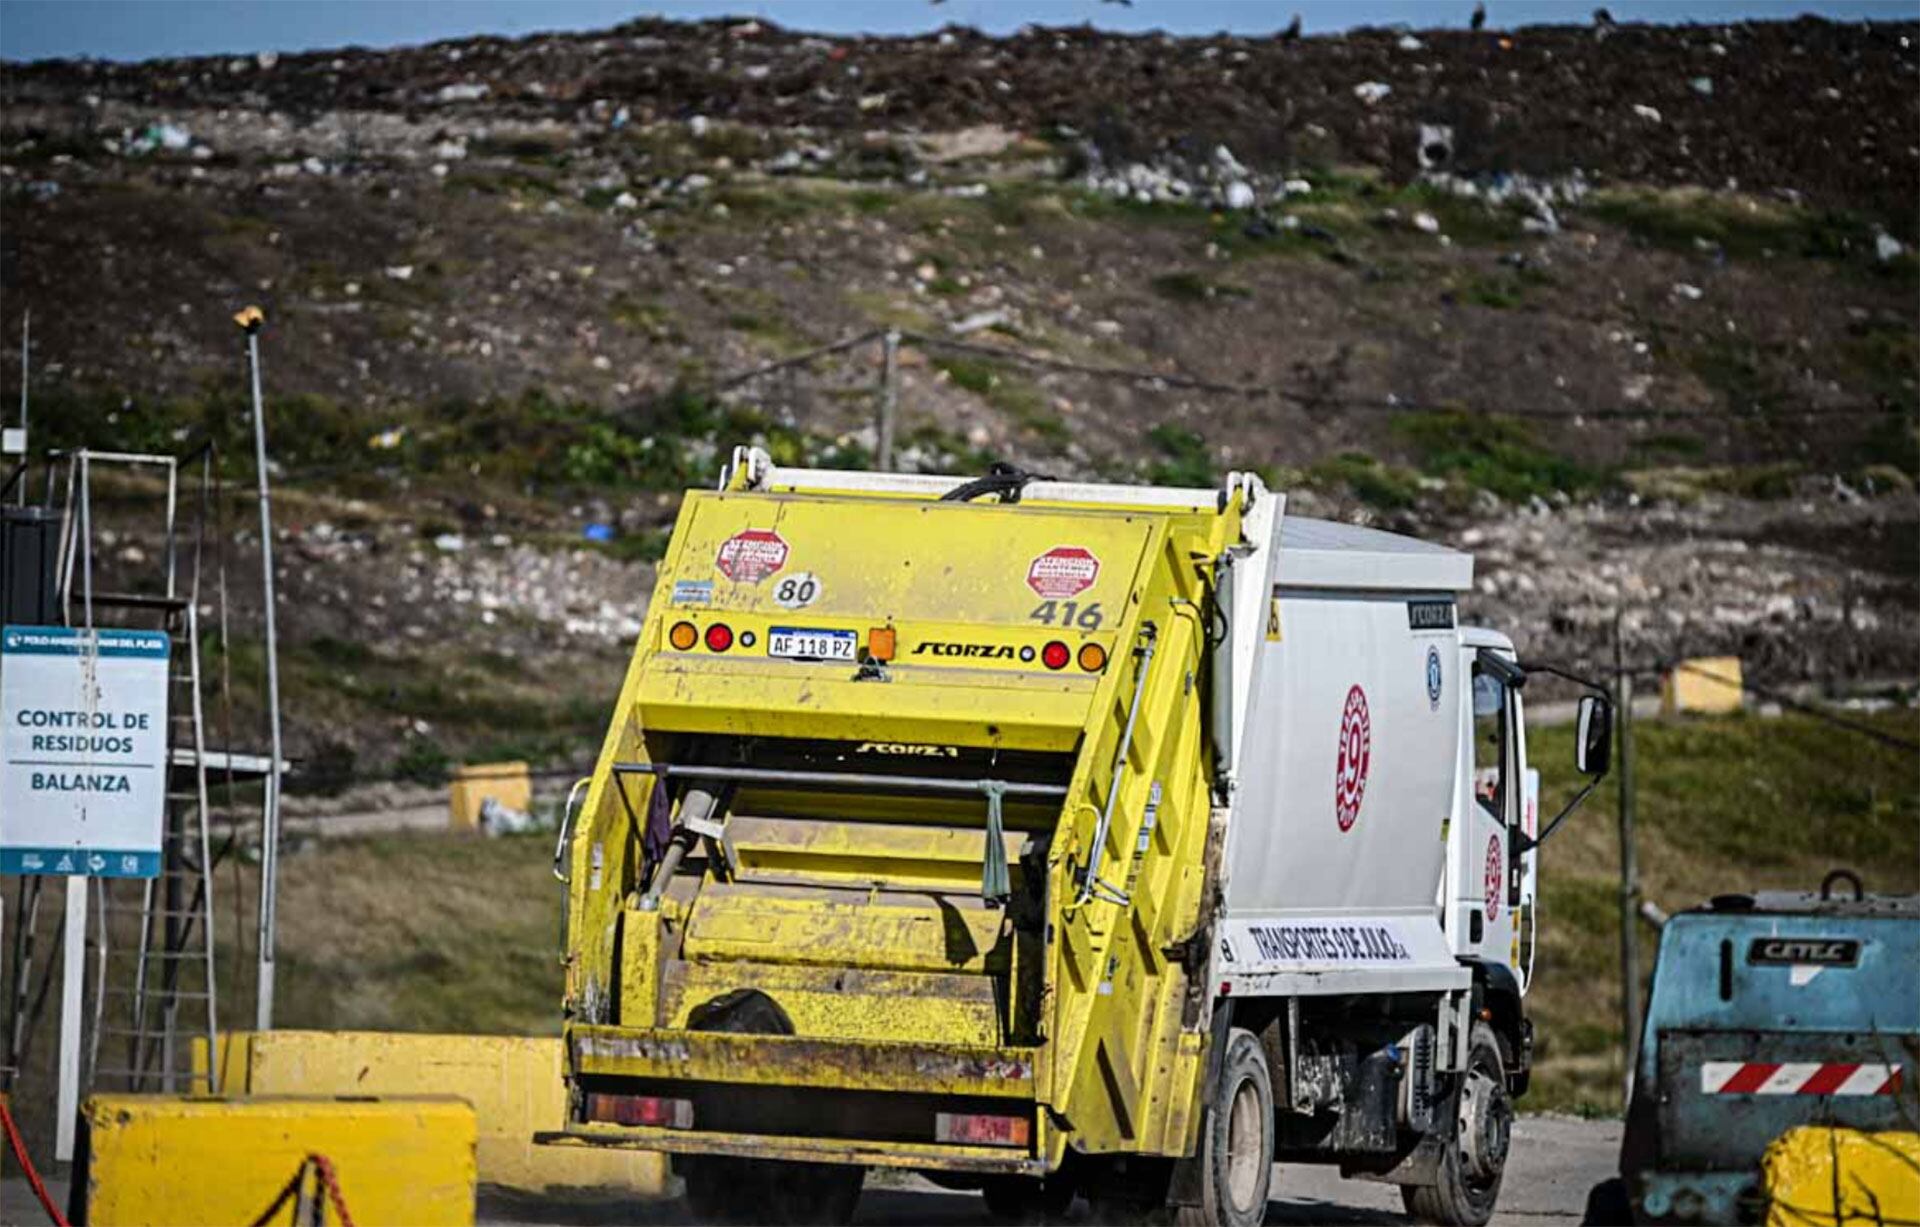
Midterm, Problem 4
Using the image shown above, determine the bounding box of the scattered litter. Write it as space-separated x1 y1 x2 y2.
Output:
1632 103 1663 123
1671 282 1704 300
1398 34 1424 51
368 427 407 450
479 797 538 836
434 533 467 552
583 522 615 542
1689 76 1714 96
1874 232 1904 262
1353 81 1392 105
435 81 490 103
385 265 414 281
951 309 1011 335
26 181 61 201
125 122 192 155
256 50 279 71
1412 211 1441 234
1281 178 1314 196
1223 181 1256 210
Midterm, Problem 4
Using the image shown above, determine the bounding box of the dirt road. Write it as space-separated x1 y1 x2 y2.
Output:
471 1114 1621 1226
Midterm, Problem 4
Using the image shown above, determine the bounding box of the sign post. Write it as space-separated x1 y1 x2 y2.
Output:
1 622 169 1158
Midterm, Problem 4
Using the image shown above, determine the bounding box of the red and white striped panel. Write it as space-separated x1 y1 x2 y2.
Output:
1701 1061 1904 1096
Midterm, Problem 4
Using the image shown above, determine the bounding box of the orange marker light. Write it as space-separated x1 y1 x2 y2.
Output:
867 626 896 662
669 621 698 651
1077 642 1107 672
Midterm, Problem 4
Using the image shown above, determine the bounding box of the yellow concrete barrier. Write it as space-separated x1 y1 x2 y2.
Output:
1762 1127 1920 1227
202 1030 668 1197
1661 655 1744 715
80 1094 475 1226
450 761 532 830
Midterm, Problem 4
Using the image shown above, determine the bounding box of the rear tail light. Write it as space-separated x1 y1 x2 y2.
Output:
1041 641 1070 670
585 1092 694 1129
935 1111 1031 1148
1077 642 1107 672
668 621 697 651
704 623 734 652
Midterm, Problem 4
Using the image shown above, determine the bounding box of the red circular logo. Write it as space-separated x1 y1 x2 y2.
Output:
1485 835 1503 923
1334 685 1371 832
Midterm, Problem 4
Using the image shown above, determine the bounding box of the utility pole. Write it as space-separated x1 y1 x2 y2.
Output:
10 309 26 504
876 329 899 472
236 307 284 1031
1614 612 1640 1108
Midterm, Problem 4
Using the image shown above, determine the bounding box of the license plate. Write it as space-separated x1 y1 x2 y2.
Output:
767 628 857 661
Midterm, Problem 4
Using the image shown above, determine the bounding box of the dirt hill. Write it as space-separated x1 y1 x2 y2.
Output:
2 15 1915 781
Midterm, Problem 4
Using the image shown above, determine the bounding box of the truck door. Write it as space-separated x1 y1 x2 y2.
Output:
1465 658 1520 973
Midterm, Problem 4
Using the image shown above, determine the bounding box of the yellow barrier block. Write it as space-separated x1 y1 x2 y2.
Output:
81 1094 475 1226
449 761 532 830
201 1031 668 1198
1763 1127 1920 1227
1661 655 1744 715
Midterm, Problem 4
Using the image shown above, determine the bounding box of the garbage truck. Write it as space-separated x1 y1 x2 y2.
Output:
540 449 1612 1226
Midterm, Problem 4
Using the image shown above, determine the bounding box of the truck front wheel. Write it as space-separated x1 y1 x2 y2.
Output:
1175 1026 1275 1227
1402 1021 1513 1227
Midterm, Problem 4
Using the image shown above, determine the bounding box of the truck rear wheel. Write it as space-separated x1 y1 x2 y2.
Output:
682 1156 864 1225
1175 1026 1274 1227
1402 1021 1512 1227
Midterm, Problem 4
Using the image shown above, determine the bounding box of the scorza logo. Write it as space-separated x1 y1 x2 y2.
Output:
912 641 1016 659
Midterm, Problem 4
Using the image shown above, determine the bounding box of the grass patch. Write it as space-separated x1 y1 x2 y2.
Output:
1584 189 1880 262
1306 451 1424 510
1150 271 1252 303
1145 423 1214 486
933 357 1068 444
1393 409 1608 501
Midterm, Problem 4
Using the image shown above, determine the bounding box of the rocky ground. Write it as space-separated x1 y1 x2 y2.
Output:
2 14 1915 781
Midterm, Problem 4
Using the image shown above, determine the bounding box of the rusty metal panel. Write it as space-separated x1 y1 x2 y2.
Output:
571 1025 1039 1100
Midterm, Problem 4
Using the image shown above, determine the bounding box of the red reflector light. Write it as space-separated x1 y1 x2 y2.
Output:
1041 641 1070 670
934 1111 1031 1148
585 1092 694 1129
704 623 734 652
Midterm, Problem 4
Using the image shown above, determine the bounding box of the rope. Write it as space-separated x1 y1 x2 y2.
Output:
0 1098 72 1227
250 1153 356 1227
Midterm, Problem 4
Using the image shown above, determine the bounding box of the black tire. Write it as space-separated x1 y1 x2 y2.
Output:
1583 1176 1634 1226
682 1156 864 1225
1401 1022 1513 1227
1173 1026 1274 1227
983 1174 1076 1223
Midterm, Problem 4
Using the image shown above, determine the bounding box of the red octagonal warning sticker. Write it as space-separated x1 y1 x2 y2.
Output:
1026 546 1100 599
716 529 789 584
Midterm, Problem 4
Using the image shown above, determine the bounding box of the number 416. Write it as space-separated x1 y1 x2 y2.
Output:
1030 600 1103 630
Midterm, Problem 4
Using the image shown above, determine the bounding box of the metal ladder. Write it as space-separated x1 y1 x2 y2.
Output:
50 448 223 1094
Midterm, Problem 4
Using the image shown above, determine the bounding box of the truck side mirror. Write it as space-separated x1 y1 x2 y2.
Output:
1575 695 1612 776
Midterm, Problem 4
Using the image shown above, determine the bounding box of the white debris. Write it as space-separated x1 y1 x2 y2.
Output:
256 50 279 71
1632 104 1663 123
431 139 467 161
368 427 407 450
1417 124 1455 172
689 114 710 136
1281 178 1314 196
951 309 1012 335
1689 77 1714 96
1412 211 1441 234
435 82 489 104
1398 34 1424 50
1353 81 1393 105
1224 181 1256 210
385 265 414 281
1672 282 1704 300
301 156 327 175
613 191 638 209
1875 232 1905 262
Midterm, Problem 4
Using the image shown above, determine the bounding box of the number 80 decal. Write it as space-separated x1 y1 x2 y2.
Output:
773 572 821 609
